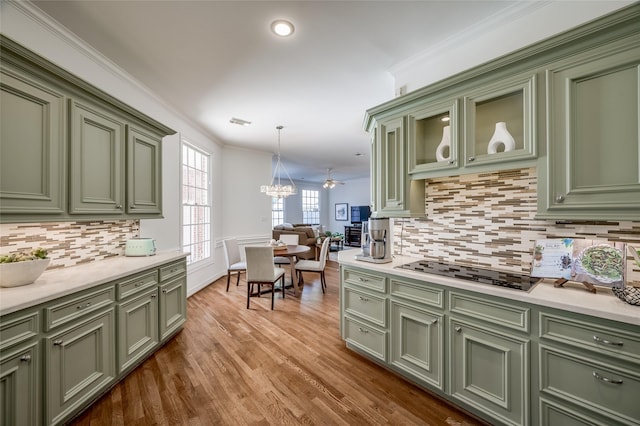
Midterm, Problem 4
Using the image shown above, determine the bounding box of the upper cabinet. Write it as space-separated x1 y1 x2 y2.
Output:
0 36 174 223
537 41 640 221
365 4 640 220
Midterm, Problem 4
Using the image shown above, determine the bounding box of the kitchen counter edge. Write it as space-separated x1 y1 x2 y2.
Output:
338 250 640 327
0 251 188 316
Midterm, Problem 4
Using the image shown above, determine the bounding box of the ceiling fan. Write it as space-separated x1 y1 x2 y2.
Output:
323 168 345 189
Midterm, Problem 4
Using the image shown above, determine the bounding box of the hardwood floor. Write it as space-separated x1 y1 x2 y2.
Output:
71 260 485 426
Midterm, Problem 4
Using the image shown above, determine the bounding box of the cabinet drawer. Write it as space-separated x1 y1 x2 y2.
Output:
390 278 444 309
44 285 115 331
539 396 622 426
344 286 387 327
0 309 39 351
540 312 640 365
159 260 186 282
344 316 387 362
117 269 158 300
343 268 386 293
540 345 640 425
449 291 530 333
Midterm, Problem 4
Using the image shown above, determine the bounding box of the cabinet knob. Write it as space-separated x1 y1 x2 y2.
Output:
431 319 438 325
593 371 623 385
448 160 455 165
555 194 565 203
455 326 462 333
162 289 167 294
20 354 31 362
53 340 63 346
151 294 157 298
130 205 136 209
593 335 623 347
467 157 475 162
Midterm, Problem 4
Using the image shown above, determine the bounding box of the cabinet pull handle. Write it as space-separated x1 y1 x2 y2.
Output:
467 157 475 162
115 205 123 210
130 205 136 209
151 294 157 298
358 278 369 282
20 354 31 362
53 340 63 346
76 302 91 310
555 194 565 203
358 327 369 334
455 326 462 333
593 371 623 385
359 296 369 302
593 335 623 347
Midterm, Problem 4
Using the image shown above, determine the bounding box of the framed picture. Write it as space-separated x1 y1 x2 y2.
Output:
335 203 348 221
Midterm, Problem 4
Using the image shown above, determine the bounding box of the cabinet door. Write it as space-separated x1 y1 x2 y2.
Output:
407 99 459 174
117 288 159 374
0 69 65 216
463 72 537 168
45 308 116 426
391 301 443 390
377 116 406 215
69 100 126 214
450 318 529 426
127 126 162 215
541 45 640 220
159 276 187 341
0 342 39 426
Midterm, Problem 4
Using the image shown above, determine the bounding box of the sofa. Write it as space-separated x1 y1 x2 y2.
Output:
272 224 318 260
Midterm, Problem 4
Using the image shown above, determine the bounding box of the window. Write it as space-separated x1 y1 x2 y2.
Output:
302 189 320 224
182 142 211 265
272 197 284 227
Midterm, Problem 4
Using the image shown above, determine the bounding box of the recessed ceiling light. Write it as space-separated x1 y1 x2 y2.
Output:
229 117 251 126
271 19 294 37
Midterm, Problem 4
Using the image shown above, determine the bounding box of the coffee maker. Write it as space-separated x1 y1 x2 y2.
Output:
356 217 392 264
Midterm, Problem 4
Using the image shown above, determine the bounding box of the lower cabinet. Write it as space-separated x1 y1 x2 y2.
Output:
450 318 529 426
0 256 187 426
0 342 39 426
45 308 116 426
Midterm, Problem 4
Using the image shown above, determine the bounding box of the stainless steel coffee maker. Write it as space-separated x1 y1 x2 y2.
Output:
356 217 392 264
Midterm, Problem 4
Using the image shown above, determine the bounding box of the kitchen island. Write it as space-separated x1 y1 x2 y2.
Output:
338 250 640 426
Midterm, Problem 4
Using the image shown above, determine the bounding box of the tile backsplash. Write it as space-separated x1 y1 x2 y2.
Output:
394 167 640 285
0 220 139 270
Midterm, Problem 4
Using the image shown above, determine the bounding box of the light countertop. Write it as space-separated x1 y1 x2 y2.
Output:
0 251 188 316
339 250 640 327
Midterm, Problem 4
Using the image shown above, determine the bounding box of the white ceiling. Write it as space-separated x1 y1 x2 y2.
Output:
32 0 537 183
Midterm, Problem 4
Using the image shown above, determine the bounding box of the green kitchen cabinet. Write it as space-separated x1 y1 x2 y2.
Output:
372 115 426 218
44 308 116 426
0 35 174 223
0 66 66 217
538 40 640 221
127 126 162 215
0 307 41 426
158 259 187 342
117 287 159 374
69 99 126 215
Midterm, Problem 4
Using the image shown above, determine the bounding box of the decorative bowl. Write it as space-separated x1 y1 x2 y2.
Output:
0 258 51 288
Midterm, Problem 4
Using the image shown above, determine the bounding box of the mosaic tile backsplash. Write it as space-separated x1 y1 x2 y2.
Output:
394 167 640 285
0 220 140 270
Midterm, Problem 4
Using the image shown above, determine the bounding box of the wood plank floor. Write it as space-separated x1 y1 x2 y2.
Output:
71 260 486 426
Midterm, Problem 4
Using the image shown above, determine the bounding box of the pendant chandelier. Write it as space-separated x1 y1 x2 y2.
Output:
260 125 297 198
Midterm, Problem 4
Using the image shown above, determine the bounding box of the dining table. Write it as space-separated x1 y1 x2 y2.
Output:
271 244 311 296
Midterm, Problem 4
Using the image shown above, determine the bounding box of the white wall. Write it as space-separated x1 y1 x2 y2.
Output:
325 177 371 236
0 1 267 296
391 1 635 93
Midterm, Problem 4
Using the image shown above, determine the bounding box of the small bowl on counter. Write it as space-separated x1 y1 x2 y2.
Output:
0 258 51 288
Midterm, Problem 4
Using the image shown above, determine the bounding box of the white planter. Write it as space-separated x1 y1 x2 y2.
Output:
0 258 51 287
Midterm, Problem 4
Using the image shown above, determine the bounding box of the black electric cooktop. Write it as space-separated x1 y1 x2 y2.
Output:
396 260 540 291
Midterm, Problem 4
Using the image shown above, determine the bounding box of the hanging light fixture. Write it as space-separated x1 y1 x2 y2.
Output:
260 125 297 198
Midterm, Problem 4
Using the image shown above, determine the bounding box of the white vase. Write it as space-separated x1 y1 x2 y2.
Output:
487 122 515 154
435 125 451 162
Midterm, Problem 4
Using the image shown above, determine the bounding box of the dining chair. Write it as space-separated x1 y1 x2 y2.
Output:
245 247 286 310
295 237 331 293
223 239 247 292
